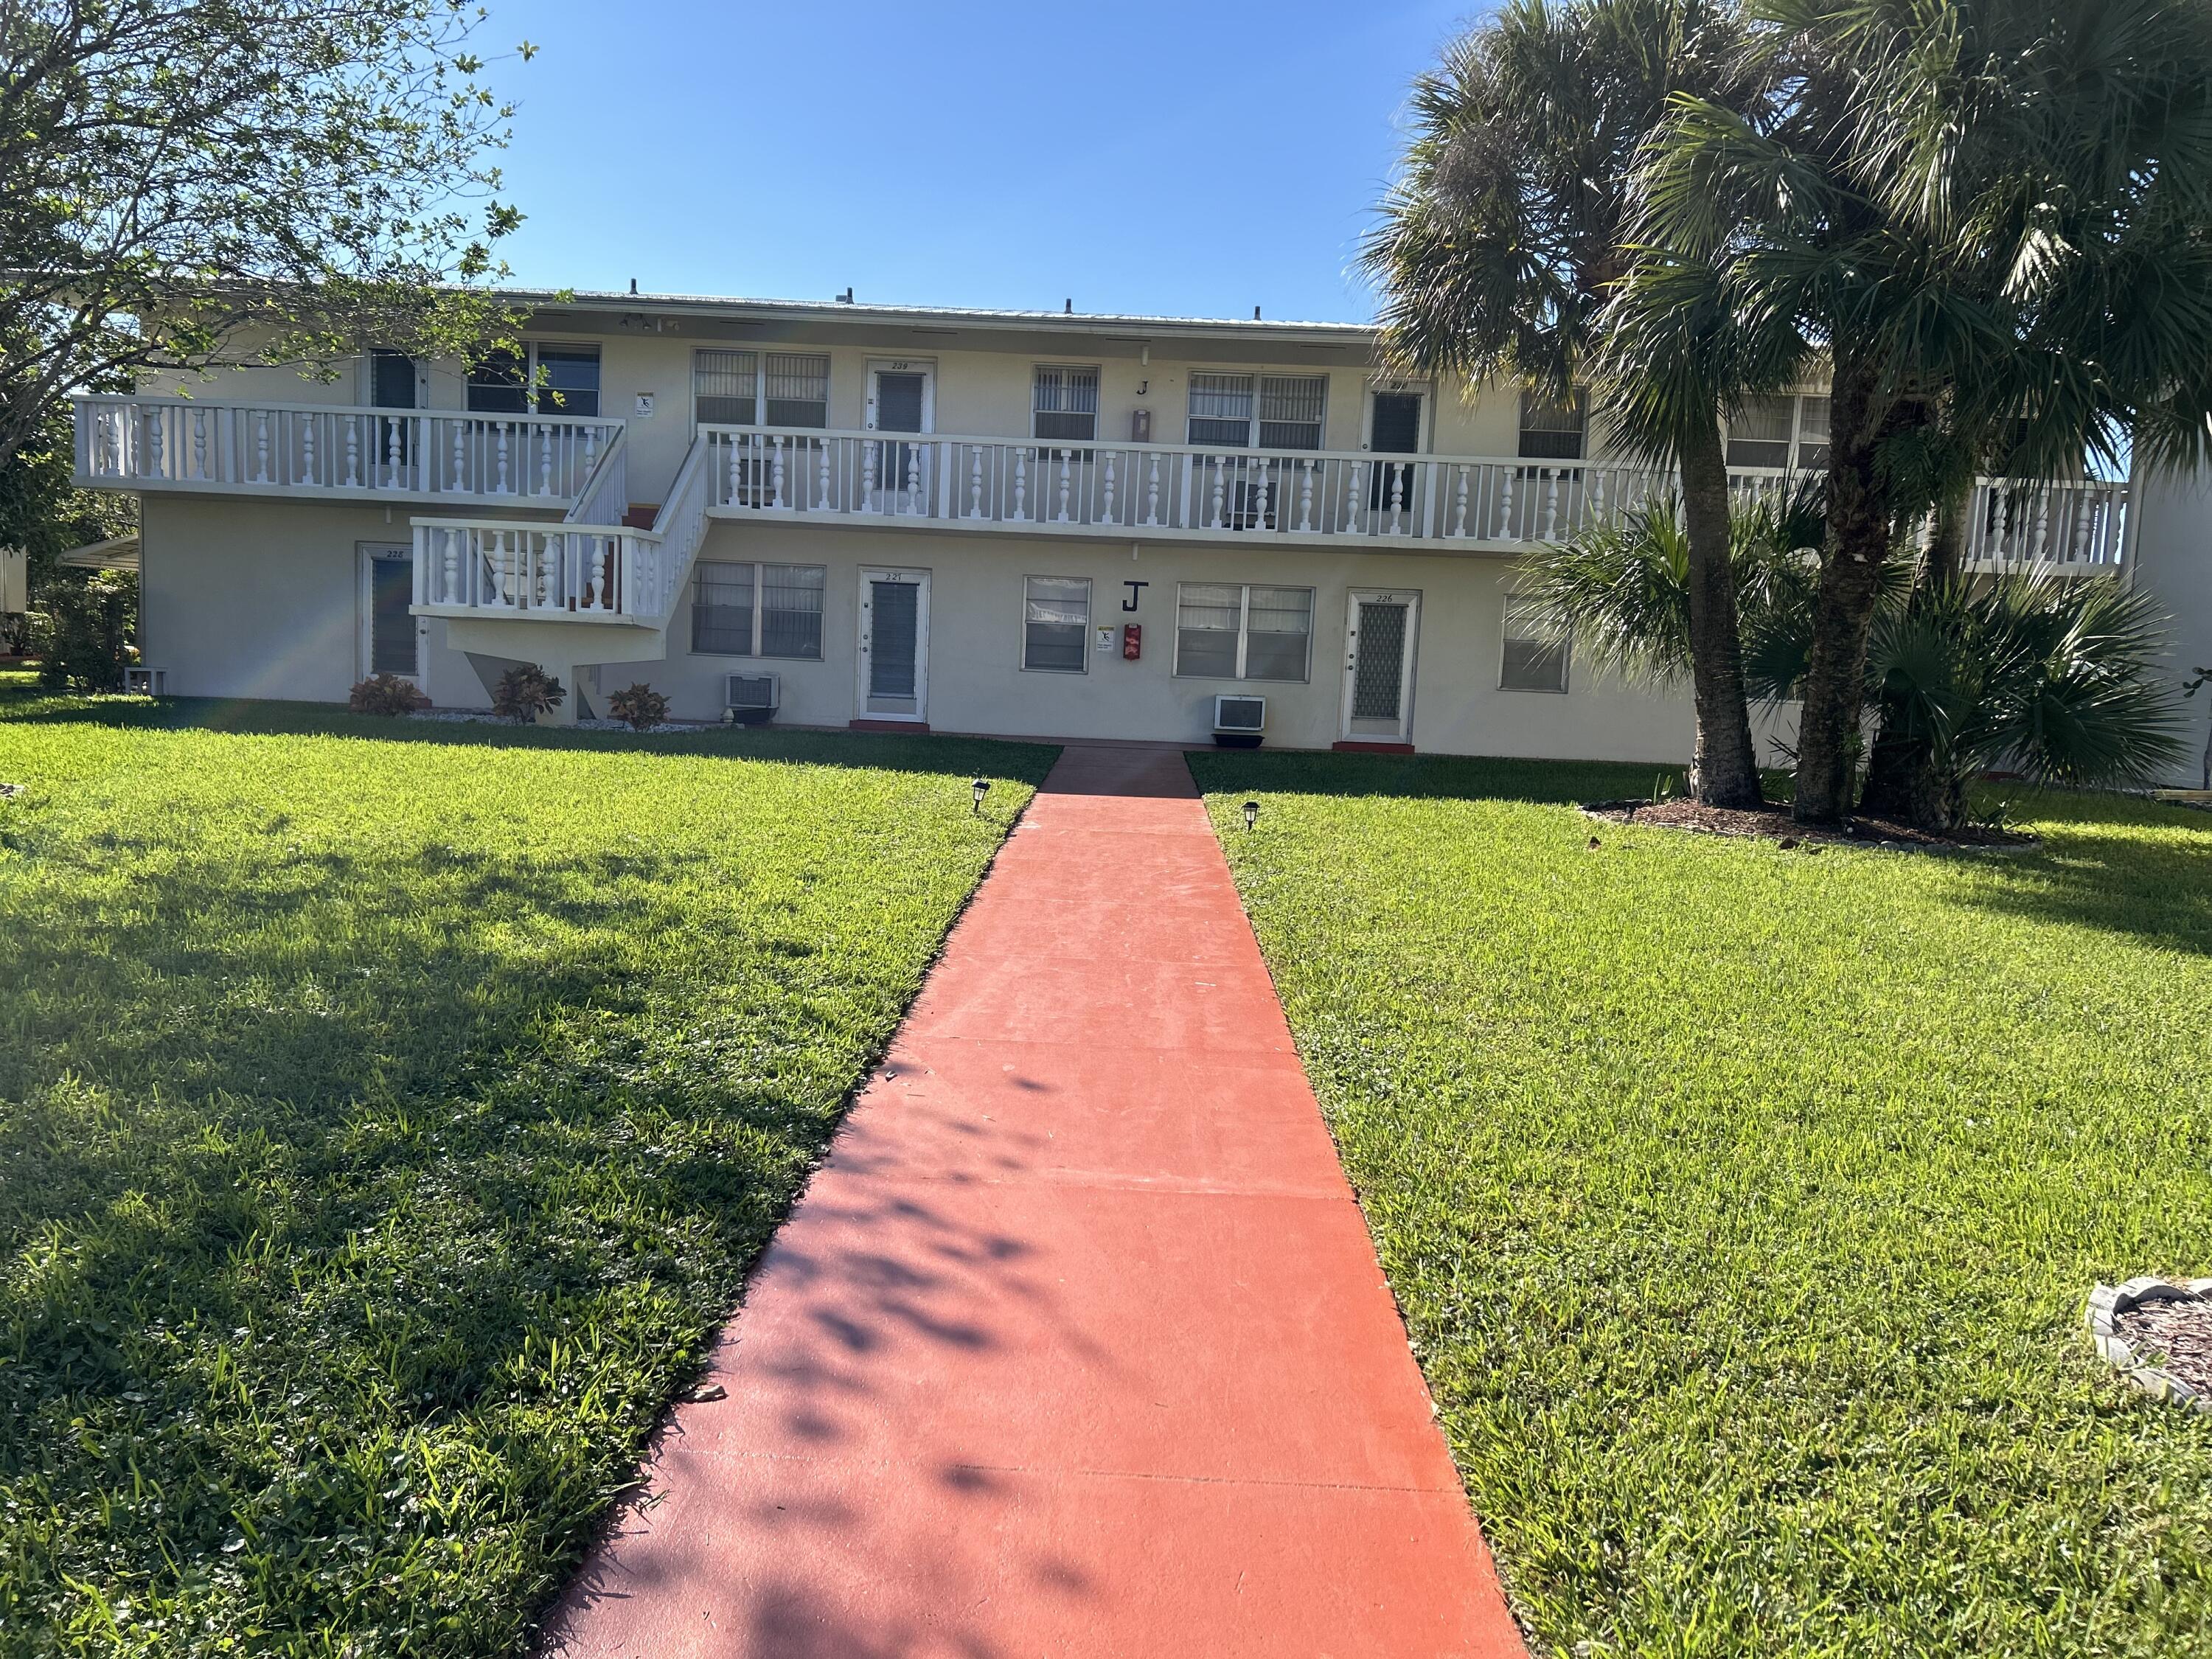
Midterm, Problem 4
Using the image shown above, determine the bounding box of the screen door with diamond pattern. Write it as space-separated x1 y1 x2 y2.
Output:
1342 589 1420 742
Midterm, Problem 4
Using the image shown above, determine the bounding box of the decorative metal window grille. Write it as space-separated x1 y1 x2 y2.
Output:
695 351 830 428
1257 376 1326 450
692 561 826 658
1518 390 1587 461
1187 373 1254 447
694 350 759 425
1033 366 1100 442
765 354 830 428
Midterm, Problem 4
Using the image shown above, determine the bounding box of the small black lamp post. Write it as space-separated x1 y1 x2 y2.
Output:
972 777 990 814
1242 799 1259 832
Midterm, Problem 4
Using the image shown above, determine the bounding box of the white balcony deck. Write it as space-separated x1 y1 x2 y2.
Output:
74 394 623 508
701 425 2129 566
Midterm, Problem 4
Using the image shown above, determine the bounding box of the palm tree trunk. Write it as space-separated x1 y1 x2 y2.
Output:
1792 358 1893 826
1859 476 1968 825
1678 416 1764 807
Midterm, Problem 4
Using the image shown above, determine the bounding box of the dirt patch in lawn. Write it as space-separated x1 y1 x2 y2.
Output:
2115 1297 2212 1397
1579 797 2038 853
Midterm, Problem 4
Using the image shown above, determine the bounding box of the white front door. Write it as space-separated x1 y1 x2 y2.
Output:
866 361 934 508
1342 588 1420 742
857 567 931 721
359 543 425 682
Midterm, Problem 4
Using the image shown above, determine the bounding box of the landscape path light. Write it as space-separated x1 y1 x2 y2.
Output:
1243 799 1259 832
972 777 990 814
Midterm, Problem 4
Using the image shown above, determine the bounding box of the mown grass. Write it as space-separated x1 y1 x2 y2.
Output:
1192 748 2212 1659
0 675 1054 1656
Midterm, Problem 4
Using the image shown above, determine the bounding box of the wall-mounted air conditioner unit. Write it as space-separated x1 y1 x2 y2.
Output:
724 672 781 725
1212 693 1265 748
124 667 167 695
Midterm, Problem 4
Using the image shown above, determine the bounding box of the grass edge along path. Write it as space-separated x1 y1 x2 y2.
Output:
0 681 1057 1657
1191 747 2212 1659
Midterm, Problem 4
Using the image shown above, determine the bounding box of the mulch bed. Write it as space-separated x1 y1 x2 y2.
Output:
1579 797 2038 853
2115 1298 2212 1399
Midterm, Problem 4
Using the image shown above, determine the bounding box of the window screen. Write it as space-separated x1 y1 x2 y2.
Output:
1188 374 1254 447
695 350 758 425
533 344 600 417
1258 376 1326 451
1243 585 1313 680
369 557 415 675
764 353 830 427
1795 396 1831 470
1034 366 1099 442
466 347 528 415
1725 396 1796 468
1174 582 1313 681
1519 390 1587 460
691 561 757 655
760 564 825 658
1175 582 1245 677
1023 576 1091 672
1501 594 1570 692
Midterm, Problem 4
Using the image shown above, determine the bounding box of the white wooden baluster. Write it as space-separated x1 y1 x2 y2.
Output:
538 425 553 495
1454 465 1471 538
495 423 511 494
1056 448 1073 522
1345 462 1365 533
444 528 460 605
1499 467 1516 540
1208 456 1226 529
344 417 360 488
1387 462 1405 535
904 441 921 515
2031 493 2051 563
581 425 601 493
1253 456 1271 532
299 414 315 485
1145 453 1161 526
192 409 208 480
1542 468 1560 539
385 417 402 489
771 434 787 509
1298 459 1314 532
2070 490 2093 563
253 409 270 482
147 409 164 480
968 445 984 517
1102 450 1118 525
451 421 465 495
1011 447 1028 521
862 440 878 514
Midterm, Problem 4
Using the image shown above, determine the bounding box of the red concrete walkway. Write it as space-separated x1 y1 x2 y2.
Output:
545 745 1524 1658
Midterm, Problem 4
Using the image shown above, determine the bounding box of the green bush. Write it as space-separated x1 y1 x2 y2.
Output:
347 672 431 715
29 571 136 692
490 662 564 723
605 681 670 730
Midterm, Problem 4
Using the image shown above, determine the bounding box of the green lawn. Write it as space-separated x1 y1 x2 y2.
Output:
1192 750 2212 1659
0 676 1054 1656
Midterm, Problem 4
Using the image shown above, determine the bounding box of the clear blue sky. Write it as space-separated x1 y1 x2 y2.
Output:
480 0 1476 323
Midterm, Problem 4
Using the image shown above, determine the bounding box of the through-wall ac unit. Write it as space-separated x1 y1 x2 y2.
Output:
1212 693 1265 748
724 672 781 725
124 667 167 695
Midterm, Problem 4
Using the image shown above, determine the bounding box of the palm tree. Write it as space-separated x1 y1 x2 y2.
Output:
1632 0 2212 824
1363 0 1770 807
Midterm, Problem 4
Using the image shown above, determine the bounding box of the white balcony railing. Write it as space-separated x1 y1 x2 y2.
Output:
699 425 2127 565
75 394 623 505
410 519 672 623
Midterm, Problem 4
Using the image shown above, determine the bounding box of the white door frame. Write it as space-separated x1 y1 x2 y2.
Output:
358 542 425 684
1341 587 1421 742
856 566 931 723
864 358 936 433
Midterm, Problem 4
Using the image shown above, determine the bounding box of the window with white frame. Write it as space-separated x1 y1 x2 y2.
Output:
1023 576 1091 672
690 561 827 658
1175 582 1313 681
467 342 602 417
1727 394 1829 470
1033 366 1099 442
1500 592 1570 692
693 350 831 428
1186 374 1326 450
1518 389 1586 460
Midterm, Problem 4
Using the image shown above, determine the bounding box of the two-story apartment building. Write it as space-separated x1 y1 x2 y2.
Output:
72 288 2134 760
